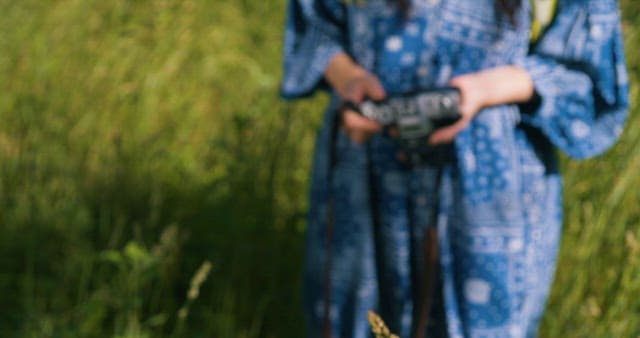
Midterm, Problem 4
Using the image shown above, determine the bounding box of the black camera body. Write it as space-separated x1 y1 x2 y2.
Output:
342 87 462 166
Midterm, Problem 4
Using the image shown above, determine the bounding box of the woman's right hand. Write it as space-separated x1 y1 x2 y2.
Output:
325 53 386 144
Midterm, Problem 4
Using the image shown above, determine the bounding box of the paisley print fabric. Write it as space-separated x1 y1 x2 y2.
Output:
281 0 629 337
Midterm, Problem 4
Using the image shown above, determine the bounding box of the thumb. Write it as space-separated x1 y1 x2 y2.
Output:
344 84 366 104
365 76 386 101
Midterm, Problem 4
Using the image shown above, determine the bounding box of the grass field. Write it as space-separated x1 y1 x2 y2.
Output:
0 1 638 337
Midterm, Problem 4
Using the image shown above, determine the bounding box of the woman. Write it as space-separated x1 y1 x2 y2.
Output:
281 0 629 337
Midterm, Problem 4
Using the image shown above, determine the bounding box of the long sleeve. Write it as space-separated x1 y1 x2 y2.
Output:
281 0 348 99
516 0 629 159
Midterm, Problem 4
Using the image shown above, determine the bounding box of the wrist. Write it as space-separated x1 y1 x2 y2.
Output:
479 71 501 108
478 66 535 106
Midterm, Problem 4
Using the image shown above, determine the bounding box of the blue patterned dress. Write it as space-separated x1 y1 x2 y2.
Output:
281 0 629 337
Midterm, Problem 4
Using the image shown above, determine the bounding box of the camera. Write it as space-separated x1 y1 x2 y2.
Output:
342 87 462 166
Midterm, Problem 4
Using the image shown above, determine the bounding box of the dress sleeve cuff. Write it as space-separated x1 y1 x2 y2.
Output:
281 40 343 99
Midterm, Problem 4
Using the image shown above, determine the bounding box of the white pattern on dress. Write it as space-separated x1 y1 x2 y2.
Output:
465 278 492 304
385 36 403 52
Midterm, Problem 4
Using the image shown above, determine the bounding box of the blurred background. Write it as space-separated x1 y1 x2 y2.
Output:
0 1 638 337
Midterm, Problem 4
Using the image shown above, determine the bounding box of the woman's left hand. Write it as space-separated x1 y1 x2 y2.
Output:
428 73 487 145
428 65 535 145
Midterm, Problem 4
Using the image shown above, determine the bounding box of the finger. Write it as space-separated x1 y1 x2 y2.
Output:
348 129 371 144
365 76 386 101
450 74 483 118
448 74 467 89
428 118 470 145
344 84 365 104
343 110 383 133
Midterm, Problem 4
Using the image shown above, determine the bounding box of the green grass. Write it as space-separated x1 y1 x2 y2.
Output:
0 0 638 337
